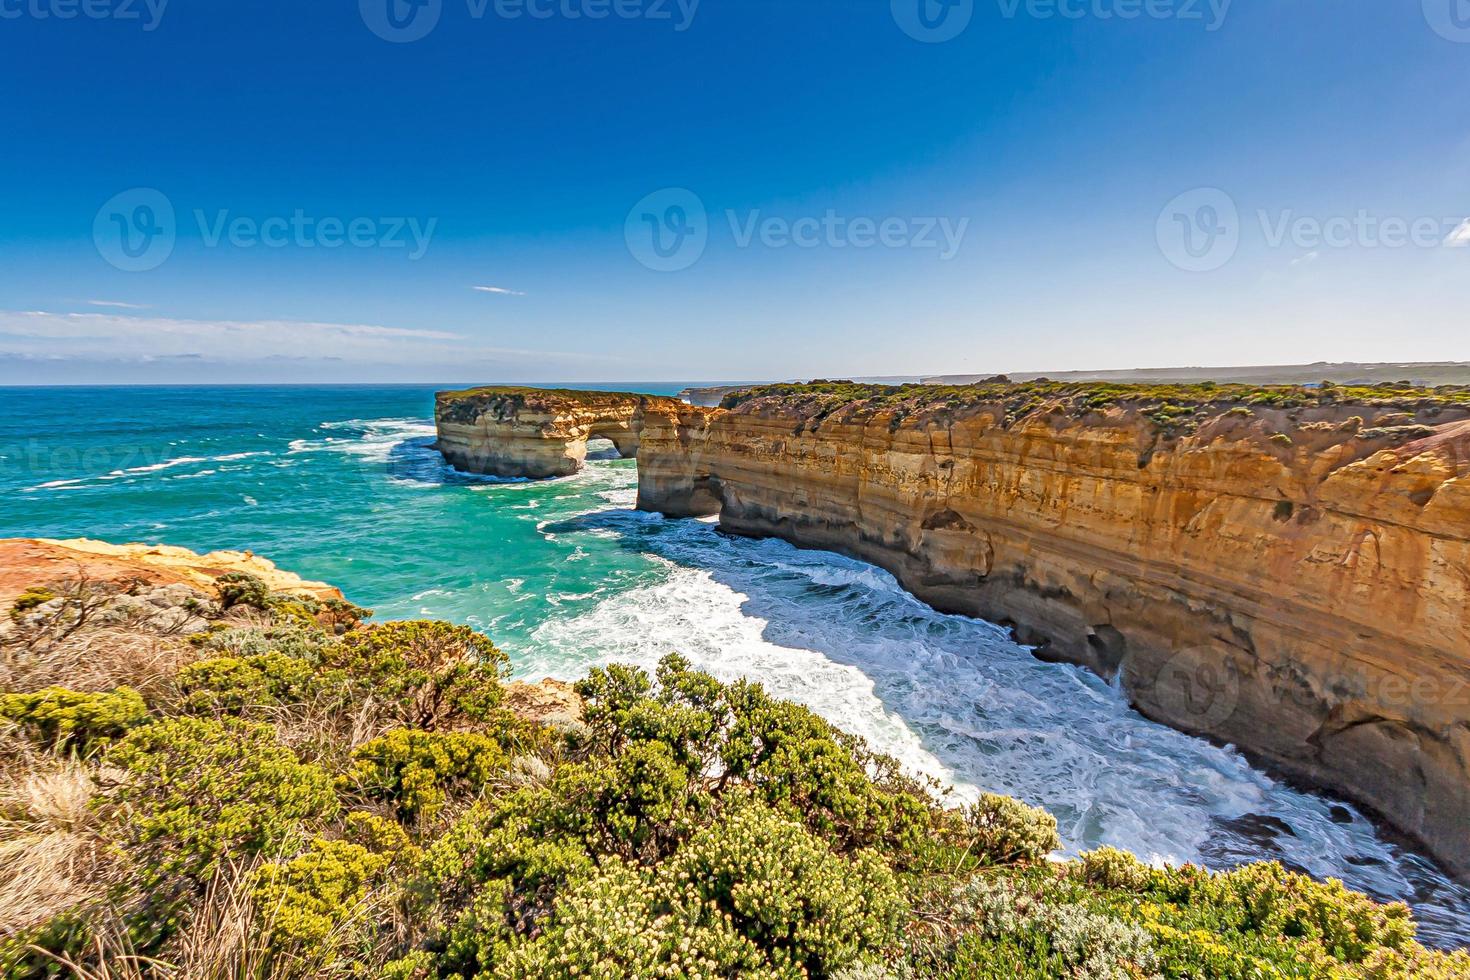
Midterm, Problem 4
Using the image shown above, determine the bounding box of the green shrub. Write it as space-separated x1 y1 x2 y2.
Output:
217 571 272 610
345 729 509 822
488 859 764 979
965 794 1060 865
252 837 390 968
106 717 338 889
574 656 935 860
1077 846 1155 892
10 585 57 617
320 621 509 730
0 685 148 753
1209 861 1415 962
176 651 318 714
946 876 1156 980
547 740 694 858
492 802 904 979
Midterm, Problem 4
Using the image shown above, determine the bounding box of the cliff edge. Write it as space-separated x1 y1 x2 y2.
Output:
434 387 685 478
630 380 1470 880
433 379 1470 880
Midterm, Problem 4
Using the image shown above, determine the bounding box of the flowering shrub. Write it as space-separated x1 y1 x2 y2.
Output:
946 876 1156 980
667 800 906 975
5 589 1467 980
489 801 904 978
965 794 1060 866
106 716 338 887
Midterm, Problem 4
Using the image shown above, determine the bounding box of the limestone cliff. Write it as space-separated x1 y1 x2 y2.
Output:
435 387 685 478
628 381 1470 880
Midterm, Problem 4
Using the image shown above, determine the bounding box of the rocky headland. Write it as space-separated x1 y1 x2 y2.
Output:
434 387 687 478
438 380 1470 881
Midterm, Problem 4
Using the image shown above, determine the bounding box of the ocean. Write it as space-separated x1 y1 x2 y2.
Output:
2 383 1467 947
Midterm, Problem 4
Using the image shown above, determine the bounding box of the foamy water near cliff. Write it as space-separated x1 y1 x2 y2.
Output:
4 385 1468 945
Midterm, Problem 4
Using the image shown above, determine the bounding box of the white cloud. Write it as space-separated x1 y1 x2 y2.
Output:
87 300 151 309
0 310 604 369
473 285 526 296
1291 251 1320 266
1443 219 1470 247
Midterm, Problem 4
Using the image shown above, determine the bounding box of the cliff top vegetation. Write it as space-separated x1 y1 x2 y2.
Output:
3 546 1467 978
435 388 686 427
720 379 1470 438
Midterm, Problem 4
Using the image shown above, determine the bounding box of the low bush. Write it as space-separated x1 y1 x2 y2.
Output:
105 716 338 898
345 729 510 822
176 651 319 714
5 584 1467 980
319 621 510 730
251 837 391 970
0 685 149 753
966 793 1061 865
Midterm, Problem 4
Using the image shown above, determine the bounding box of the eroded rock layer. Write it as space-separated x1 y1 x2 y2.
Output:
433 380 1470 880
628 382 1470 880
435 388 685 478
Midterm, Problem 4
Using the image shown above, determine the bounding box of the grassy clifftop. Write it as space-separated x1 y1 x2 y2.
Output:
2 548 1467 978
720 379 1470 439
435 387 681 426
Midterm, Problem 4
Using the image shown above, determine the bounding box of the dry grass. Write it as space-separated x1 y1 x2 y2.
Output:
156 859 275 980
0 742 112 938
1 576 203 699
0 625 197 700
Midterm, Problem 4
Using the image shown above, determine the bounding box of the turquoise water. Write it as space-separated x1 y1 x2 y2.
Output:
3 384 1468 947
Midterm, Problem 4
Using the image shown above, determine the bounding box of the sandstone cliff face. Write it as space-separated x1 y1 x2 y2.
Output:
435 388 684 478
630 387 1470 880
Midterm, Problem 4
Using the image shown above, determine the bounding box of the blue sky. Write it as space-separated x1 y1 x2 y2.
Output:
2 0 1468 384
